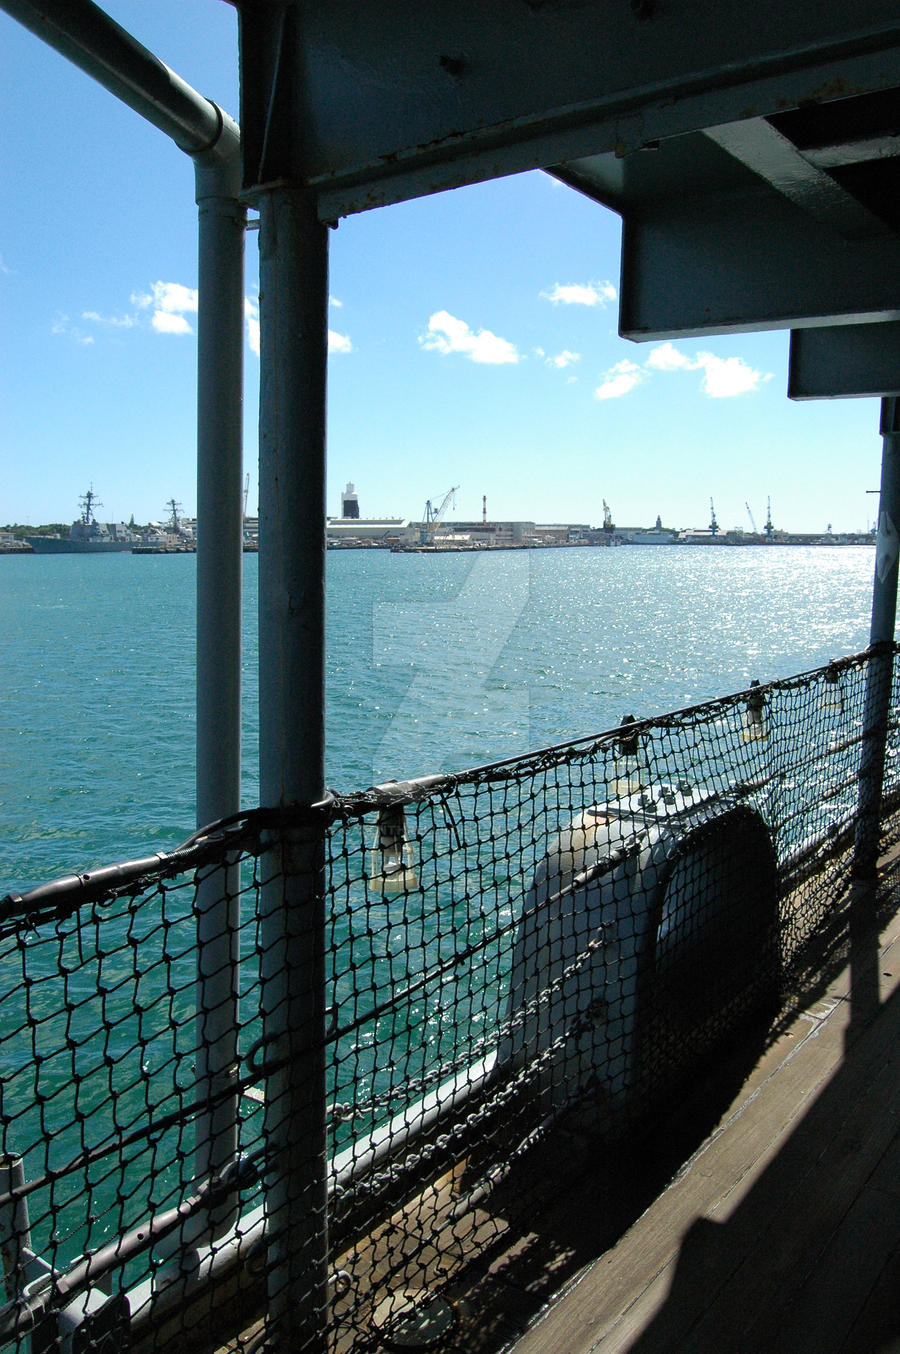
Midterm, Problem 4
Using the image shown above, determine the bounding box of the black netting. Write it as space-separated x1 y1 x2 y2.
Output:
0 649 898 1353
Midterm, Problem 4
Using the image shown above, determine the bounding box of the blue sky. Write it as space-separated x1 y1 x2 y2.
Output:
1 1 887 534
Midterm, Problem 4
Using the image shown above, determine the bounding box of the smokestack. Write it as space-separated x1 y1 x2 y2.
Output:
482 494 487 525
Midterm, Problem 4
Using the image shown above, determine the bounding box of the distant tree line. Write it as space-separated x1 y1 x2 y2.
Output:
3 519 155 538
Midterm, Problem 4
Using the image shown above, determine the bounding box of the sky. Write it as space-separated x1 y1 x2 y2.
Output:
0 1 888 535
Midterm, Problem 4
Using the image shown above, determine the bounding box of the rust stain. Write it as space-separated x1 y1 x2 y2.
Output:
800 76 862 105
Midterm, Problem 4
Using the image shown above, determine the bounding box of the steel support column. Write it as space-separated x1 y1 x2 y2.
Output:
193 153 246 1231
256 185 330 1353
0 0 248 1247
854 397 900 879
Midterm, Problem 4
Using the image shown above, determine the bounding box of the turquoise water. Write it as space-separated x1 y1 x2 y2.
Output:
0 545 875 894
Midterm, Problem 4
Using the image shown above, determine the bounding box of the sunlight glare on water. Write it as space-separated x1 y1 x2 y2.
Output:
0 545 875 890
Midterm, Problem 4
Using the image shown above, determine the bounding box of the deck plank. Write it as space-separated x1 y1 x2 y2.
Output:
509 910 900 1354
657 993 900 1352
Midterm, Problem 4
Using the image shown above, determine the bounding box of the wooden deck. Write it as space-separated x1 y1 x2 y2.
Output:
507 872 900 1354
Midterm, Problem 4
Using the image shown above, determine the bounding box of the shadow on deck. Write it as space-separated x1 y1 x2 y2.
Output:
505 852 900 1354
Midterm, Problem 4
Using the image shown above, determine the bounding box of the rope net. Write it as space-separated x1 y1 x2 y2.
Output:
0 648 898 1353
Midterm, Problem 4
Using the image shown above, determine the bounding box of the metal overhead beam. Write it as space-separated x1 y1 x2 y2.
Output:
789 322 900 398
805 132 900 168
767 89 900 169
704 118 888 241
618 181 900 340
235 0 900 218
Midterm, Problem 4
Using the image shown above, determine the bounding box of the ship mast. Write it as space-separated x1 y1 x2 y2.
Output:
79 486 101 525
166 498 183 534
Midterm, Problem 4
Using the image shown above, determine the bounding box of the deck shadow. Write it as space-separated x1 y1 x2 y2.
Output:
421 1009 782 1353
608 933 900 1353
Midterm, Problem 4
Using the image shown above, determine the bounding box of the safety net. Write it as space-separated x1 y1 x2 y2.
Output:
0 646 898 1353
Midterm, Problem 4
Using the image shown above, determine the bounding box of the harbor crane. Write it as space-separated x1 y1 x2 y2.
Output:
745 501 758 534
764 496 774 539
709 498 719 536
602 499 614 532
420 485 459 545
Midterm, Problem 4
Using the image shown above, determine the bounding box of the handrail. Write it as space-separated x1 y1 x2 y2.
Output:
0 0 236 163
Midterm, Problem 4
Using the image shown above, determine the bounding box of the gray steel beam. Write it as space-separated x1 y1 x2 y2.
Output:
234 0 900 218
619 184 900 340
805 133 900 169
789 323 900 399
855 398 900 880
255 184 330 1354
704 119 888 242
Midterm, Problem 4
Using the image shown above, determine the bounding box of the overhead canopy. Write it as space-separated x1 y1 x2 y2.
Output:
790 322 900 399
557 101 900 339
234 0 900 356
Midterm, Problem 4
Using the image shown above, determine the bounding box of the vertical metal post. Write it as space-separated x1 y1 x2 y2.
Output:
256 185 330 1353
2 0 250 1266
0 1156 31 1302
192 144 246 1232
854 397 900 879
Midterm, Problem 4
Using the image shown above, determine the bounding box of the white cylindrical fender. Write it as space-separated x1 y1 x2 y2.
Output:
500 789 779 1122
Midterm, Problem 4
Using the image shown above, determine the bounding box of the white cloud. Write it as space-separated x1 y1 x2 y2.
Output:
244 297 260 355
51 313 94 346
548 349 580 370
152 311 193 336
55 278 364 358
131 280 197 336
329 295 343 309
646 342 771 396
541 280 617 308
594 359 643 400
82 310 136 329
646 342 692 372
421 310 520 365
132 281 198 316
694 351 772 398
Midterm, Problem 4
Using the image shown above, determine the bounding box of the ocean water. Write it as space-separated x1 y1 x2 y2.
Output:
0 544 876 895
